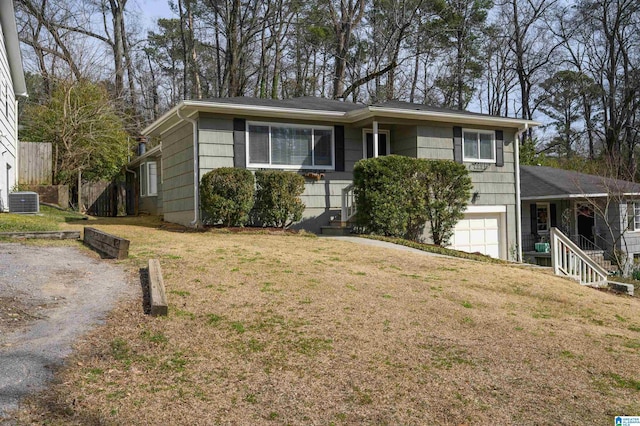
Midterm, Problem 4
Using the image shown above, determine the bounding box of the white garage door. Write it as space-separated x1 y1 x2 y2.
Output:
450 214 501 258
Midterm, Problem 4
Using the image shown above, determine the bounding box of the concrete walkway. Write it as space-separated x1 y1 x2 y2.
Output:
320 236 451 258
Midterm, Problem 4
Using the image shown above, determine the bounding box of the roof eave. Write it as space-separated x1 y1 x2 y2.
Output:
0 1 27 97
359 107 541 128
143 100 542 136
127 143 162 167
521 192 640 201
143 100 350 136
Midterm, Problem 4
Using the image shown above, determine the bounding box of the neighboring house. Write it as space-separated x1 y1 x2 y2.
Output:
140 96 538 260
126 143 162 216
520 165 640 265
0 0 28 211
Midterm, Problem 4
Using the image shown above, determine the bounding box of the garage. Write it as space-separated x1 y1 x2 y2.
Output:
450 213 502 258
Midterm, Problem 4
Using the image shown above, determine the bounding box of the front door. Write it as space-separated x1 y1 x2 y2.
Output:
576 203 595 243
364 130 390 158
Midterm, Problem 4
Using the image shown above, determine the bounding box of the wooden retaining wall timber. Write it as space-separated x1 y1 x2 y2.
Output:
83 227 130 259
148 259 168 316
0 230 80 240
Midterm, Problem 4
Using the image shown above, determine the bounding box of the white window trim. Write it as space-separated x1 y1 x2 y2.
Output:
140 161 158 197
140 163 146 197
362 129 391 158
147 161 158 196
462 128 496 163
245 121 335 170
626 201 640 232
536 202 550 234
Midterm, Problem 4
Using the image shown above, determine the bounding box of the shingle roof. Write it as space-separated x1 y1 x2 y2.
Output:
198 96 363 112
372 100 502 119
144 96 540 136
520 165 640 198
200 97 520 117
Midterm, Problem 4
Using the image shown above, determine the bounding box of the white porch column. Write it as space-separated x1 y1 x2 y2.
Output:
373 120 379 158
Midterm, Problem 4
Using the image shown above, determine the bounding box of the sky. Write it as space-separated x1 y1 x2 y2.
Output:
135 0 175 31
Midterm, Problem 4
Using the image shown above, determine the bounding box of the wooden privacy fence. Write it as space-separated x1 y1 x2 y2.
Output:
19 142 52 185
81 181 126 217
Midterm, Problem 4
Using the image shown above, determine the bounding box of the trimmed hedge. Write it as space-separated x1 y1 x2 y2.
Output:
353 155 472 244
353 155 426 239
253 171 305 228
200 168 255 226
422 159 472 245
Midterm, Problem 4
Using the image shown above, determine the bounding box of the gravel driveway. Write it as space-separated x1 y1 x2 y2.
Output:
0 243 135 419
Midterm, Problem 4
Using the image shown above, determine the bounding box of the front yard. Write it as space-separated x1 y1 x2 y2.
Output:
8 217 640 424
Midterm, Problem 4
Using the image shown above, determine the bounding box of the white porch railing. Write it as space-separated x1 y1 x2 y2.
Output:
341 184 356 222
550 227 608 287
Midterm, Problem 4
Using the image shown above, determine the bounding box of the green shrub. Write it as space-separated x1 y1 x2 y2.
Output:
421 160 472 245
200 168 255 226
353 156 471 245
253 171 305 228
353 155 428 239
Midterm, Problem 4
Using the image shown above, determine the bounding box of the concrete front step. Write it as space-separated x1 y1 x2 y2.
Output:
329 219 356 228
320 226 353 236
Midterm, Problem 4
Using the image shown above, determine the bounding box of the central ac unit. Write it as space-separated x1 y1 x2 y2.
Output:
8 191 40 214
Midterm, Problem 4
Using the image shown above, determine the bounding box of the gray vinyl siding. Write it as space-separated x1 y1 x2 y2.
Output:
156 111 523 249
138 154 163 215
613 201 640 257
416 124 518 255
161 122 195 225
191 114 364 231
417 125 517 206
393 126 417 157
417 124 454 160
198 116 234 173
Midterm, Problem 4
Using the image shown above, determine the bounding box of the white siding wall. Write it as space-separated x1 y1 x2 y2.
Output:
0 19 18 211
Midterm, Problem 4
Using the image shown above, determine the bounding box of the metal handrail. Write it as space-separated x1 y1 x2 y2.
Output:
570 234 603 252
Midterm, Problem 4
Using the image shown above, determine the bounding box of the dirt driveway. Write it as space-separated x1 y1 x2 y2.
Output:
0 242 135 419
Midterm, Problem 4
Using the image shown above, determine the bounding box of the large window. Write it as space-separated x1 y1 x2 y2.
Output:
463 129 495 162
140 161 158 197
247 122 334 169
536 203 550 233
627 201 640 231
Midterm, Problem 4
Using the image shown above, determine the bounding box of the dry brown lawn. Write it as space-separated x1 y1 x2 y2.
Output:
11 216 640 425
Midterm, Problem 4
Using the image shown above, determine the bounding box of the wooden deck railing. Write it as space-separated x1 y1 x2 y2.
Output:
550 227 607 287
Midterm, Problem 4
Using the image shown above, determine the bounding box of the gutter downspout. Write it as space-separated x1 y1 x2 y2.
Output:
515 123 528 262
177 107 200 227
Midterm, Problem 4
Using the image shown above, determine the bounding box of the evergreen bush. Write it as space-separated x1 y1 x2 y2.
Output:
253 171 305 228
353 155 471 244
199 168 255 227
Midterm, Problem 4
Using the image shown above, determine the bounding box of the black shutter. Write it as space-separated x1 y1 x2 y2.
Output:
495 130 504 167
233 118 246 168
530 203 537 235
550 203 557 228
335 125 345 171
453 126 463 163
